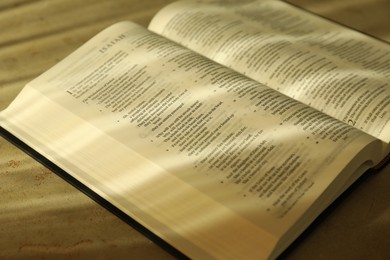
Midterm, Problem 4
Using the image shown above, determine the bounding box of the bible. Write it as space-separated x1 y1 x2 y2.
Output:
1 1 389 259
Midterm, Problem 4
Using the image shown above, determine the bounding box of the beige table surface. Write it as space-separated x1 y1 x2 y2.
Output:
1 0 389 259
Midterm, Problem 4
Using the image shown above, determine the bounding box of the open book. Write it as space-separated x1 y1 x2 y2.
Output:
1 0 389 259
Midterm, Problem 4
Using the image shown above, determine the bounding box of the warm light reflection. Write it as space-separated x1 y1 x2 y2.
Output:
1 0 389 258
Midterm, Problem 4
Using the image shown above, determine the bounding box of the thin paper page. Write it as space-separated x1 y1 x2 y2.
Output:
0 21 382 259
149 0 390 143
0 85 279 259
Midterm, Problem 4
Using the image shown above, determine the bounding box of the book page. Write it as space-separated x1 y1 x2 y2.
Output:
0 21 383 258
149 0 390 144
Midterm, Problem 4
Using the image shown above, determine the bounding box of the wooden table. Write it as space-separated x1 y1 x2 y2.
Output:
1 0 389 259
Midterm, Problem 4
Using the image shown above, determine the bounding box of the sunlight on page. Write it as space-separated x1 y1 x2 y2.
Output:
150 0 390 144
1 19 386 259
